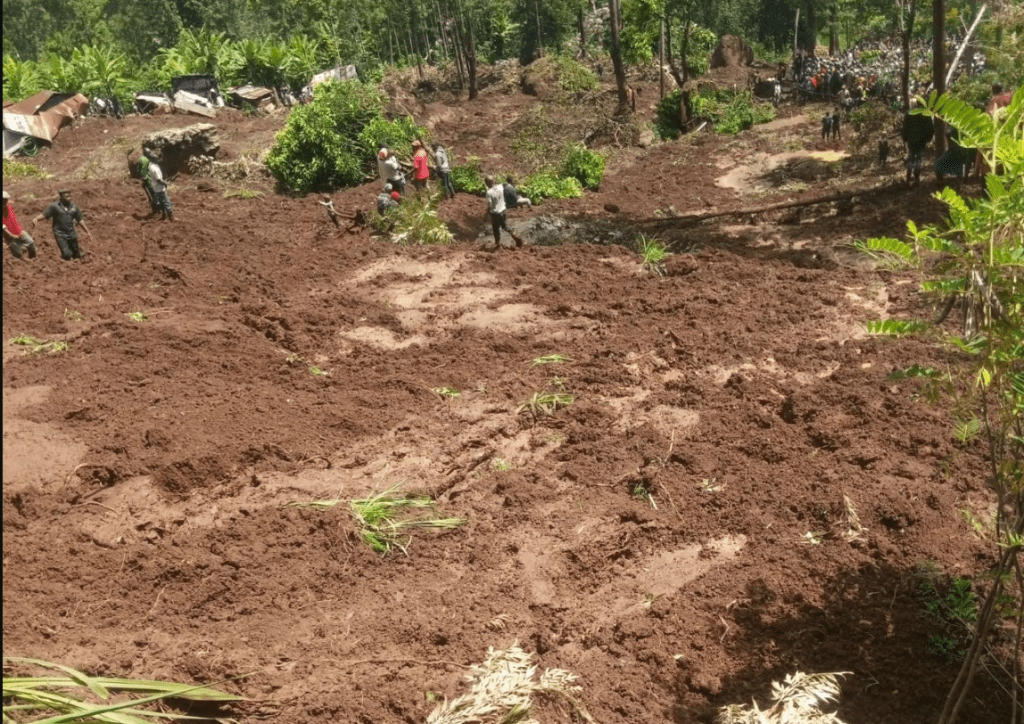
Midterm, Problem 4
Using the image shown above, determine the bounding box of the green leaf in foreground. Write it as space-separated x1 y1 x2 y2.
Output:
2 656 244 724
866 319 929 336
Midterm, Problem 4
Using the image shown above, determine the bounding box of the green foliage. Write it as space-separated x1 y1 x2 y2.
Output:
356 115 426 163
520 170 582 202
657 89 684 139
266 79 386 193
680 23 718 79
560 142 605 190
3 656 242 723
869 90 1024 715
451 156 487 195
2 54 42 100
381 194 454 247
636 233 671 275
544 55 598 92
620 0 660 65
691 88 776 135
3 158 52 179
849 99 898 154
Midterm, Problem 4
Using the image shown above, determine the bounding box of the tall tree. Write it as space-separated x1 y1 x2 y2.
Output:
932 0 946 153
898 0 918 112
609 0 629 112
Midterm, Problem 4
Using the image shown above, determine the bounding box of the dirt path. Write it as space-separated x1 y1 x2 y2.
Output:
2 79 1011 724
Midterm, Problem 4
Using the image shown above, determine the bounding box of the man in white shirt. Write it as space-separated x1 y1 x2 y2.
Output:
484 176 524 249
377 148 405 193
147 154 174 221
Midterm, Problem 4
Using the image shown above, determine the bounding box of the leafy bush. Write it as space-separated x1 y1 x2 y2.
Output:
520 170 582 202
657 89 684 139
682 23 718 78
691 88 775 135
357 115 427 163
451 156 487 194
376 194 454 246
266 79 387 193
537 55 598 92
561 142 605 190
848 99 899 154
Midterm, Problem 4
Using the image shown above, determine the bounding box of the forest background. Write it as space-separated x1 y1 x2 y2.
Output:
4 0 1022 109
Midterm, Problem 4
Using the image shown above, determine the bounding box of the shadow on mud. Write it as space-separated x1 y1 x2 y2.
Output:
668 561 1015 724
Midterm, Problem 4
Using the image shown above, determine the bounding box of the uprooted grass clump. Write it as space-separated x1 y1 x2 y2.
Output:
9 335 69 355
284 482 466 555
426 642 595 724
372 194 454 246
2 656 243 723
716 671 849 724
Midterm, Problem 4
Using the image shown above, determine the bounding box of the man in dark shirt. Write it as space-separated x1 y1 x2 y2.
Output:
503 176 532 209
33 189 93 260
902 102 935 186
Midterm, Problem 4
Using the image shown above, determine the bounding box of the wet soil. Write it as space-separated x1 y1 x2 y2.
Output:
2 67 1012 724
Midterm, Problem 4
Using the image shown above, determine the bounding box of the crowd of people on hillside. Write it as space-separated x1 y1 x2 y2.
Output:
791 33 988 108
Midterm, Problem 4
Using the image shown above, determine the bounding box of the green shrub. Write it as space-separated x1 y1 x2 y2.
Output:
451 156 487 194
657 89 684 139
266 79 387 193
520 170 582 202
691 88 775 135
561 142 605 190
357 115 427 164
545 55 599 92
375 194 454 246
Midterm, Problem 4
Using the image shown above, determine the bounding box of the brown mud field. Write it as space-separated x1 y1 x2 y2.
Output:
3 69 1013 723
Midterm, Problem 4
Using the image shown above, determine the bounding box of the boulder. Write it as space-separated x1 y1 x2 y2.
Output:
142 124 220 177
710 35 754 69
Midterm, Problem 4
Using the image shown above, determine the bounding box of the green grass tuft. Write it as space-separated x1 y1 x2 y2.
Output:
2 656 244 723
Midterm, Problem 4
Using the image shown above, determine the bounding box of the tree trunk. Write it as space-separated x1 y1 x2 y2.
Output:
535 0 543 58
659 19 667 99
805 0 817 56
933 0 946 153
829 5 839 55
434 0 450 61
682 17 691 84
900 0 918 113
609 0 629 112
408 26 423 78
578 7 586 58
464 12 478 100
450 3 466 90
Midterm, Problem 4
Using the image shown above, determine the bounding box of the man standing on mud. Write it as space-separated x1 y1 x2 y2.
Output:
3 190 38 260
147 154 174 221
484 175 523 250
33 189 93 261
432 143 456 199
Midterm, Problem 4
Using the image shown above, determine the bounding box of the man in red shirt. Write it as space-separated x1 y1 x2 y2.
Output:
2 191 38 260
411 140 430 194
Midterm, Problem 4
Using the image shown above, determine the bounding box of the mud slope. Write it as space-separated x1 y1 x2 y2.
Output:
3 79 1010 724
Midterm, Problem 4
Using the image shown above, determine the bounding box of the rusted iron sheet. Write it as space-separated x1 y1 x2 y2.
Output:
2 91 89 144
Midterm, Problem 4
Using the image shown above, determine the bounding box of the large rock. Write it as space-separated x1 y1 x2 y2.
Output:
142 124 220 176
710 35 754 69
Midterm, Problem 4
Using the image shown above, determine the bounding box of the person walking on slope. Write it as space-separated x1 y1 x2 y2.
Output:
503 176 532 209
432 143 456 199
147 153 174 221
33 189 93 261
484 176 525 250
831 111 842 141
902 100 935 186
821 113 832 140
3 190 38 260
